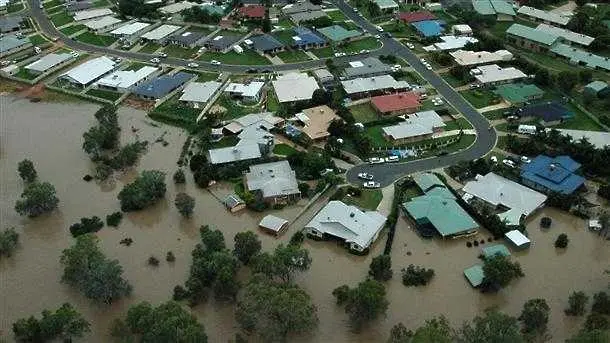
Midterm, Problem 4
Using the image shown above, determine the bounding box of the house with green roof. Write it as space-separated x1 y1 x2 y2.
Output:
464 264 484 287
584 80 609 99
550 43 610 72
493 83 544 105
472 0 515 21
404 173 478 238
482 244 511 258
506 23 559 53
373 0 398 13
317 25 361 43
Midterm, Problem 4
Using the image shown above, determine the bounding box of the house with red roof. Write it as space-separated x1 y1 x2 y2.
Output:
371 92 422 116
397 11 436 23
237 5 266 20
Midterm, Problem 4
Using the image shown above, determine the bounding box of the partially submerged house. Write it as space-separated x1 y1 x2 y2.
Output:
244 160 300 205
259 215 289 236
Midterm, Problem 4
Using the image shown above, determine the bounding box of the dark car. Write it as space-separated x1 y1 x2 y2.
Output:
437 150 449 156
246 68 258 73
383 32 392 38
262 69 272 73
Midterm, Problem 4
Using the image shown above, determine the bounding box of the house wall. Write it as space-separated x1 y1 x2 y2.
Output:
496 13 513 21
384 131 434 144
375 105 420 116
507 35 550 53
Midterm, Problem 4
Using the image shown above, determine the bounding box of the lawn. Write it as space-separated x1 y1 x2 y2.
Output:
198 50 271 65
338 37 382 54
7 1 24 12
194 71 219 81
214 95 262 120
443 117 473 131
43 0 61 8
312 46 335 58
327 9 347 21
50 11 74 27
210 135 239 148
380 22 418 39
483 108 509 120
273 30 296 45
349 102 378 123
139 43 162 54
149 95 202 127
394 70 425 84
164 46 198 59
92 0 110 7
75 32 117 46
555 103 606 132
60 24 86 36
266 89 280 112
440 72 467 87
277 17 293 29
86 88 122 101
342 189 383 210
28 34 48 45
276 50 311 63
273 144 298 156
14 69 38 81
124 62 153 71
460 89 500 109
365 125 387 148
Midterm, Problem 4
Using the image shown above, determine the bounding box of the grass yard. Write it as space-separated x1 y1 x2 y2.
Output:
365 125 387 148
277 17 293 29
349 102 379 123
273 144 298 156
342 189 383 210
277 50 311 63
395 70 425 84
86 88 122 101
50 11 74 27
327 9 347 21
214 95 262 120
198 50 271 65
555 103 606 132
460 89 500 109
75 32 116 46
14 69 38 81
43 0 61 8
381 22 418 39
312 46 335 58
440 72 467 87
92 0 110 7
273 30 296 45
211 136 239 149
124 62 152 71
194 71 219 81
149 95 201 127
7 2 24 12
338 37 382 54
60 24 86 36
28 34 48 45
164 45 198 59
266 89 280 112
139 43 162 54
443 117 473 131
483 108 509 120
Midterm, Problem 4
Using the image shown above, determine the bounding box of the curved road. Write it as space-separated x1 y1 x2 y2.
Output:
28 0 496 186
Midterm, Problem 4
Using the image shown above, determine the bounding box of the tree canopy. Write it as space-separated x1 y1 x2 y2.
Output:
17 159 37 183
369 254 393 281
459 308 524 343
233 231 262 265
334 279 389 329
14 181 59 217
12 303 90 342
174 192 195 217
481 255 524 292
519 298 550 339
82 105 120 160
0 227 19 258
118 170 166 211
251 244 312 283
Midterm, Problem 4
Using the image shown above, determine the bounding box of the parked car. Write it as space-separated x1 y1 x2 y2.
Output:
503 159 516 168
368 157 384 164
490 156 498 163
425 65 433 70
520 156 531 164
363 181 381 189
187 62 199 68
384 32 392 38
374 34 381 39
246 68 258 73
158 53 168 58
357 172 374 180
406 43 415 49
375 25 384 32
210 60 221 65
150 57 160 64
385 156 399 163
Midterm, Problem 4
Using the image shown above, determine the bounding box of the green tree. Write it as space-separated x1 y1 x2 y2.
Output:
411 317 454 343
459 308 524 343
251 244 312 283
118 170 166 211
69 216 104 237
583 312 609 331
174 192 195 217
122 301 207 342
556 71 579 93
402 264 435 286
17 159 37 183
82 106 120 160
555 233 569 248
173 169 186 184
12 303 90 342
369 254 393 281
233 231 262 265
388 323 413 343
334 279 389 329
566 291 589 316
109 141 147 170
481 255 524 291
311 88 330 106
0 227 19 258
592 292 610 315
519 298 550 338
567 328 610 343
60 234 132 304
14 181 59 217
236 275 318 342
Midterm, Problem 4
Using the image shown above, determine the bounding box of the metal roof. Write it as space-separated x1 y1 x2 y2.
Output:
73 8 113 21
246 160 300 198
96 66 158 90
132 71 193 98
482 244 511 258
205 33 242 49
373 0 398 9
317 25 361 42
292 26 326 46
341 74 409 95
506 23 559 46
83 16 122 30
493 82 544 104
472 64 527 84
179 81 222 103
259 215 288 232
249 34 284 51
535 23 594 46
520 155 585 194
224 81 264 98
505 230 531 247
371 91 421 113
555 129 610 149
110 21 150 36
281 2 321 14
343 57 392 79
550 43 610 72
272 72 320 103
464 264 484 287
61 56 116 85
141 24 181 41
450 49 513 66
0 16 22 33
0 35 30 53
159 1 197 14
404 191 478 237
517 5 570 26
382 110 445 139
413 172 444 192
290 10 329 24
424 35 478 51
208 143 262 164
25 53 74 73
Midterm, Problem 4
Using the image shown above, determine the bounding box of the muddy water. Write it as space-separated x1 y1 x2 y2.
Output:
1 95 609 342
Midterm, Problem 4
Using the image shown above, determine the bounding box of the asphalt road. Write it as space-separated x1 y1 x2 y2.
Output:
28 0 496 186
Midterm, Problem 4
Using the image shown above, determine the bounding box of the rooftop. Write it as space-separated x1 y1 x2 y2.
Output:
110 21 150 36
550 43 610 72
249 33 284 51
517 5 570 26
205 33 242 49
246 160 300 198
290 10 329 23
317 25 361 42
83 16 122 30
519 101 572 123
382 110 445 139
482 244 511 258
505 229 531 247
132 71 193 99
412 20 445 37
373 0 398 10
281 1 322 14
506 23 559 46
555 129 610 149
371 92 421 113
95 66 158 89
73 8 113 21
259 215 289 233
313 68 334 82
168 30 206 45
585 80 609 93
225 81 265 98
464 264 484 287
341 75 409 95
0 35 30 54
471 64 527 84
297 105 339 140
413 172 445 192
224 112 283 133
292 26 326 46
25 53 74 73
462 172 547 226
159 1 197 14
493 83 544 104
272 72 320 103
520 155 585 194
305 200 387 250
423 35 478 51
397 11 436 23
208 142 263 164
343 57 393 79
0 16 22 32
141 24 181 40
535 23 594 46
238 4 265 18
449 49 513 66
179 81 222 103
62 56 116 85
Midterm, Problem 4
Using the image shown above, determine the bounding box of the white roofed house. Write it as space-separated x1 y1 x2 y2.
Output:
452 24 473 36
272 72 320 104
450 49 513 66
208 123 275 165
245 160 301 205
305 201 387 253
178 81 223 108
223 112 285 134
94 66 158 92
382 110 446 143
159 1 197 14
470 64 527 87
60 56 117 88
140 24 181 43
110 22 151 40
83 16 123 34
340 75 410 99
517 6 570 26
25 53 74 75
73 8 114 21
423 35 479 52
224 81 265 102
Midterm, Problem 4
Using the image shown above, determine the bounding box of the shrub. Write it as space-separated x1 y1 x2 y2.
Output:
69 216 104 237
173 169 186 184
565 291 589 316
369 254 393 281
166 251 176 262
118 170 166 211
540 217 552 228
298 182 311 197
401 264 435 287
106 212 123 227
148 256 160 266
555 233 569 248
173 285 190 301
289 231 305 246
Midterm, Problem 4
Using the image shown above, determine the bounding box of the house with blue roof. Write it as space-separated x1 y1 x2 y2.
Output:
248 34 285 54
292 27 326 50
517 101 573 126
412 20 445 38
132 72 194 100
520 155 585 195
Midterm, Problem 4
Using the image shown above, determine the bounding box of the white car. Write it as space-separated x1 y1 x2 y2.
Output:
425 65 433 70
374 34 381 39
385 156 399 163
158 53 168 58
406 43 415 49
150 57 160 64
368 157 384 164
420 58 427 63
187 62 199 68
376 25 384 32
363 181 381 189
490 156 498 163
357 172 374 180
503 159 516 168
210 60 221 65
520 156 531 164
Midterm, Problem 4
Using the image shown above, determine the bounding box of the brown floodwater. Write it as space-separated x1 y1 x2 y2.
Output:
0 95 608 342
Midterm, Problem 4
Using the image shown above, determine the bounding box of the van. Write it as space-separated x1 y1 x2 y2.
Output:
517 124 537 135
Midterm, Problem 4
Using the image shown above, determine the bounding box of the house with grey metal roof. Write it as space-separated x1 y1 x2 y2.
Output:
208 142 266 165
167 31 207 48
224 194 246 212
535 23 594 47
517 5 570 26
223 112 284 134
65 1 92 13
245 160 300 204
259 215 289 235
304 200 387 252
110 22 151 39
140 24 181 43
472 0 515 20
95 66 159 92
60 56 117 87
506 23 559 52
73 8 114 21
313 68 335 89
25 53 74 75
178 81 222 107
281 1 321 15
83 16 123 33
0 35 32 57
470 64 527 86
0 16 22 33
248 34 285 54
132 71 194 100
550 43 610 72
289 10 329 24
224 81 265 102
203 32 243 52
382 110 445 143
340 75 410 98
342 57 393 80
272 72 320 103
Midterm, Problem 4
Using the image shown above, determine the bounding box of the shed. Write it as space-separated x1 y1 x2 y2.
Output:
259 215 289 236
482 244 511 258
584 81 609 99
505 229 531 249
464 264 484 287
223 194 246 212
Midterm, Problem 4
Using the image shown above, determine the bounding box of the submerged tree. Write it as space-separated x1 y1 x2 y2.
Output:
233 231 261 265
333 279 389 329
369 254 393 281
14 181 59 217
12 303 90 342
519 298 550 339
17 159 37 183
481 255 524 292
459 308 524 343
0 227 19 258
566 291 589 316
251 244 312 283
118 170 166 211
174 192 195 217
